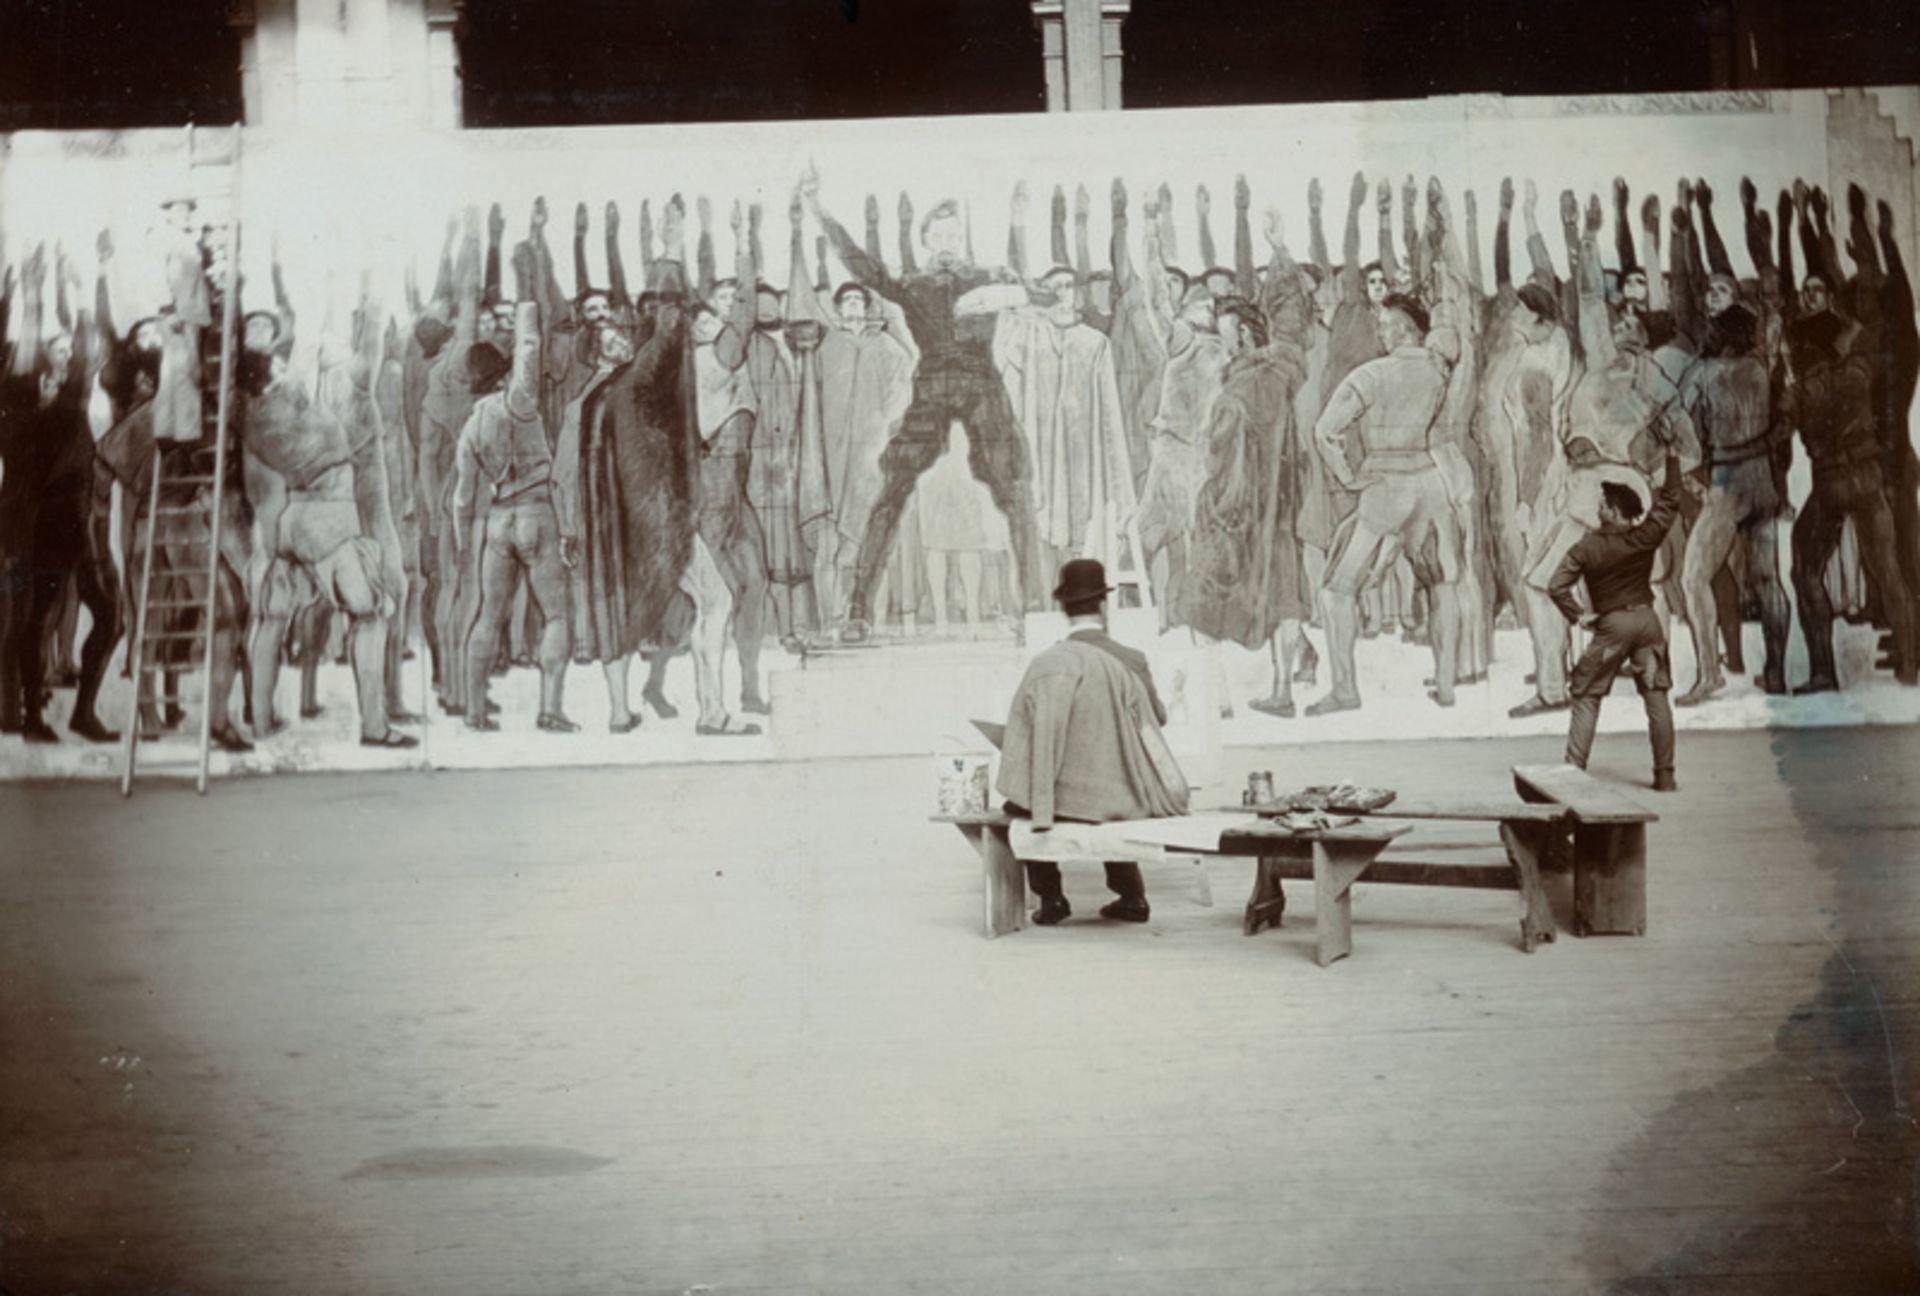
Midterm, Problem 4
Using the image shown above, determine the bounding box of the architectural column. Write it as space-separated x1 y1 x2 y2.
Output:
228 0 461 129
1031 0 1131 112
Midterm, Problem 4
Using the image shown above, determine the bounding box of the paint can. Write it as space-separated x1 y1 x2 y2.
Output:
1246 771 1275 807
935 754 993 817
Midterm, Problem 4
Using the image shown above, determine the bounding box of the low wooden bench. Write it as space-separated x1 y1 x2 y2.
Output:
1511 763 1660 936
934 810 1544 966
1225 803 1562 957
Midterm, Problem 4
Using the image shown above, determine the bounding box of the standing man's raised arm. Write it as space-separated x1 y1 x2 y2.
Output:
1110 179 1136 294
11 244 45 376
1614 177 1640 280
1578 197 1618 373
1695 180 1733 278
1050 185 1071 270
55 244 73 333
1376 179 1399 286
715 202 756 372
638 198 655 286
451 206 482 353
431 213 456 309
506 243 542 420
1642 194 1668 311
801 167 896 298
1402 174 1421 290
1522 179 1559 288
1670 196 1706 351
1234 175 1257 298
1494 178 1515 292
897 192 917 276
696 196 717 302
1811 186 1846 291
572 202 592 301
786 190 822 323
94 228 119 351
1155 182 1178 268
1740 178 1773 285
484 202 504 307
1464 188 1485 297
605 201 630 312
1008 181 1030 280
1341 171 1365 295
863 194 885 265
1196 183 1218 276
1074 184 1093 285
1308 177 1331 277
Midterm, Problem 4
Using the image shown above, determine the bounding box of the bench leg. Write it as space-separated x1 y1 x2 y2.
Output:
1313 841 1383 967
1244 857 1287 935
971 824 1027 938
1185 856 1215 909
1573 822 1647 937
1501 822 1559 953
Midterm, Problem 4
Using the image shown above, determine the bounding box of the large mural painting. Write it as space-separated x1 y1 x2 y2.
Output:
1 88 1917 781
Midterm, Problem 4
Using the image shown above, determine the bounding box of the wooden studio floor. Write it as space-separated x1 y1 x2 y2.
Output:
1 728 1916 1295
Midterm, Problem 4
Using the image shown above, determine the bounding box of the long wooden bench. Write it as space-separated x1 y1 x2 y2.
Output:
1511 763 1660 936
1231 795 1569 950
934 810 1543 966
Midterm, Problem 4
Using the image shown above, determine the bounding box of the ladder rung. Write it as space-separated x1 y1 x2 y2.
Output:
144 631 209 642
165 474 220 486
144 599 212 610
155 506 212 517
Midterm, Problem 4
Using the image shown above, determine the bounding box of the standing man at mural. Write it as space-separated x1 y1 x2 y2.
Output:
551 288 647 731
1871 198 1920 671
453 240 576 734
570 196 713 732
1185 215 1314 720
1476 181 1575 659
800 166 1046 634
1137 205 1228 632
1309 286 1465 716
242 260 414 749
1422 179 1490 688
1671 195 1792 703
92 234 167 723
689 201 773 720
1513 198 1694 719
743 204 816 647
995 558 1188 928
422 209 491 721
1781 301 1917 691
1549 451 1687 791
1104 180 1164 506
993 261 1134 579
402 219 457 696
0 246 119 744
786 202 919 640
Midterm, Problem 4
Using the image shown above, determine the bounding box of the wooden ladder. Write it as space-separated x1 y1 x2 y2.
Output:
120 125 242 795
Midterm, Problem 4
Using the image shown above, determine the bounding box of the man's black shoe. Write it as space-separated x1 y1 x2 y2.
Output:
1099 897 1151 923
1032 897 1071 926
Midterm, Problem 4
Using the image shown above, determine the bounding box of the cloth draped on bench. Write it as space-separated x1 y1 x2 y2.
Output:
1007 813 1251 862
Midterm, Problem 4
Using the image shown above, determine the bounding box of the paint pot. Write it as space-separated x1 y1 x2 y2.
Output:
1247 771 1275 807
935 754 993 817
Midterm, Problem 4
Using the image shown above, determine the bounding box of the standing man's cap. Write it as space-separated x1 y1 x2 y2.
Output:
1053 558 1113 604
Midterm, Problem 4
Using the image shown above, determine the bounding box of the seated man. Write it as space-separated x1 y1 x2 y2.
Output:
995 558 1190 926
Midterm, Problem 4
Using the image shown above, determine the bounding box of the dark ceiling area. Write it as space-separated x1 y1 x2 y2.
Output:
0 0 1914 131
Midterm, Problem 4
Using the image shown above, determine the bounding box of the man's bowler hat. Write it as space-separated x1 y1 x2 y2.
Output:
1053 558 1113 605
